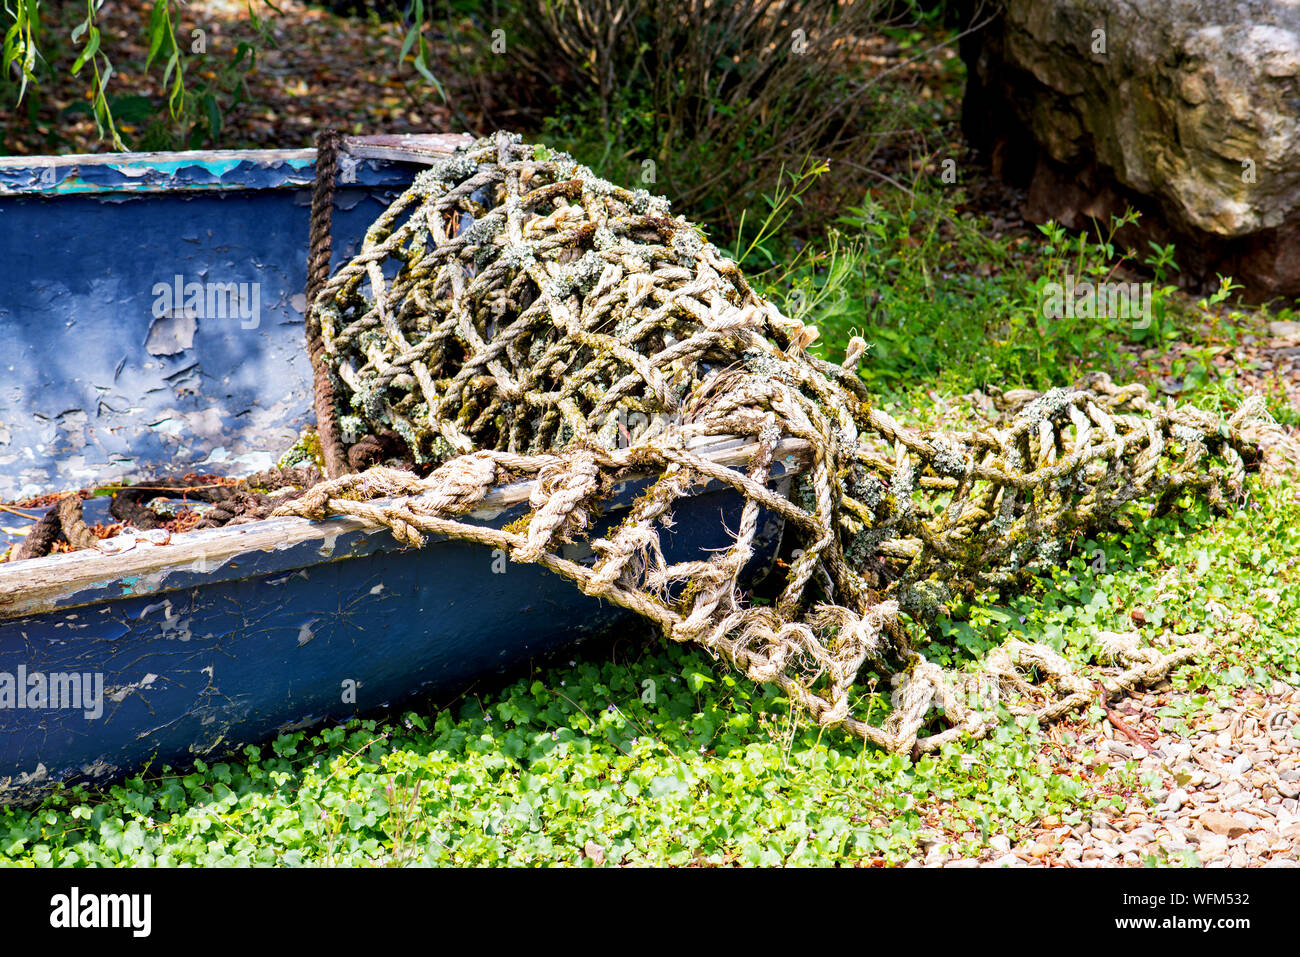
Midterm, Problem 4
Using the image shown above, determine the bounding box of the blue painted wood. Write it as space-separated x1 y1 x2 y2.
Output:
0 146 436 501
0 141 791 805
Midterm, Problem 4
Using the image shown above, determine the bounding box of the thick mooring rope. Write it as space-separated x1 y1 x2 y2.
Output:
265 131 1273 750
307 129 352 480
10 495 102 560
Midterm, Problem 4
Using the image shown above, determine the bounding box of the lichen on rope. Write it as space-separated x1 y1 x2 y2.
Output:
276 131 1277 753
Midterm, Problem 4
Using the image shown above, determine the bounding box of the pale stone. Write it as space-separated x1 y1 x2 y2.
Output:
963 0 1300 299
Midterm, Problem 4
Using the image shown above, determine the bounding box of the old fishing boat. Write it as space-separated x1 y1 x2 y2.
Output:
0 136 793 805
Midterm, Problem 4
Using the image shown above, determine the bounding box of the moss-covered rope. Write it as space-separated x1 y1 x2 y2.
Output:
277 131 1278 751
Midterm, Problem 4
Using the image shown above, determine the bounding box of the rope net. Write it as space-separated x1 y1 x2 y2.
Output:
272 131 1274 752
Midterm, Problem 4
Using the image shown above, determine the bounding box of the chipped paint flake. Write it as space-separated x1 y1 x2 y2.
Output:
106 673 158 703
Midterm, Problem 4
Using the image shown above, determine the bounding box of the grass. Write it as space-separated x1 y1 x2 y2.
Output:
750 181 1271 403
2 169 1297 866
0 649 1097 866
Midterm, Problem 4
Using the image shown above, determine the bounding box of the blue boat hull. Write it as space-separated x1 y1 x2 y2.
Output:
0 138 792 805
0 479 784 805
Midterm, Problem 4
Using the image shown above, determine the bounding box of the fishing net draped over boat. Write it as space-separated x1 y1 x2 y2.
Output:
278 131 1273 753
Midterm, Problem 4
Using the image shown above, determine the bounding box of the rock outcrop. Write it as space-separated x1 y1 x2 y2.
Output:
961 0 1300 301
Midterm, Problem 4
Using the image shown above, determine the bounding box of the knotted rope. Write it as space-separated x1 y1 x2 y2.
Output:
279 132 1275 749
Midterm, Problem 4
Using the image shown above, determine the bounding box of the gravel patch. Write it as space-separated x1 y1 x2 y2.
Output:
937 682 1300 867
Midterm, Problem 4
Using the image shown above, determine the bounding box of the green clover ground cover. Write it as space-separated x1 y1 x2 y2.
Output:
3 185 1298 867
